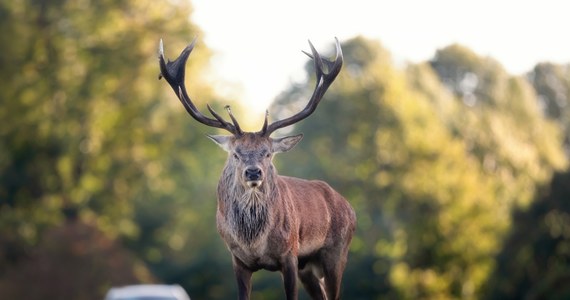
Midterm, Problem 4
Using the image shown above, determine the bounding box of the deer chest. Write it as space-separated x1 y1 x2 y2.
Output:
227 199 269 244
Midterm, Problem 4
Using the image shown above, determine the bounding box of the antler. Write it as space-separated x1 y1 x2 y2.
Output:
261 38 343 136
158 39 243 135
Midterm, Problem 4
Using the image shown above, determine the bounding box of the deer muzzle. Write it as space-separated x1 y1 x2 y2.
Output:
244 167 263 188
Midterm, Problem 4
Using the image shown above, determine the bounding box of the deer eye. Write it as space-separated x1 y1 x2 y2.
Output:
265 152 271 158
233 153 239 160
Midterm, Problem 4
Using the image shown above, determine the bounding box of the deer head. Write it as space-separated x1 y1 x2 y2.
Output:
207 133 303 189
158 38 343 189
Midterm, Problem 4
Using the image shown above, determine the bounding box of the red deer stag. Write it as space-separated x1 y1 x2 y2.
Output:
158 38 356 300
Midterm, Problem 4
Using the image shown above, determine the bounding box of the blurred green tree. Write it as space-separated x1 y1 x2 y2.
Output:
528 63 570 156
430 45 567 208
0 0 236 298
483 171 570 299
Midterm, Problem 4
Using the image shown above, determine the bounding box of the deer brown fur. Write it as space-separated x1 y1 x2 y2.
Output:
159 38 356 300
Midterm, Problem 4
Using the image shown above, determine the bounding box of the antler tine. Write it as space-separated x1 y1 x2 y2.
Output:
303 39 343 81
260 110 269 134
224 105 243 135
159 39 240 135
263 38 343 136
206 103 227 124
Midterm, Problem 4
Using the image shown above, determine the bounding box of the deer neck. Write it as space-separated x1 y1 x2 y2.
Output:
218 167 279 245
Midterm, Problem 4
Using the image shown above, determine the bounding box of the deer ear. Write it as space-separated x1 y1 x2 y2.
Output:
207 135 233 152
272 134 303 153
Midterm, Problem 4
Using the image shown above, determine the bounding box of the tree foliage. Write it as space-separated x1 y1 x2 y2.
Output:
483 171 570 300
528 63 570 156
0 0 233 298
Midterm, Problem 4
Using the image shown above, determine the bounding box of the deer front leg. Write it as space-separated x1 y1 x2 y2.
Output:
232 256 253 300
281 255 299 300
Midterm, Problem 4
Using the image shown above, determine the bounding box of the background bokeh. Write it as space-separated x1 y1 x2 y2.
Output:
1 1 570 299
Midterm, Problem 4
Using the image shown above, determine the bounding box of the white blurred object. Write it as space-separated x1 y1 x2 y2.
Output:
104 284 190 300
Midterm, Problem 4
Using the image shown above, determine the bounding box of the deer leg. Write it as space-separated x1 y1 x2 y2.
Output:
321 247 349 300
323 265 342 300
299 263 326 300
232 256 253 300
281 255 299 300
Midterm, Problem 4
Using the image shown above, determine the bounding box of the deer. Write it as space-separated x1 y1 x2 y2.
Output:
158 38 356 300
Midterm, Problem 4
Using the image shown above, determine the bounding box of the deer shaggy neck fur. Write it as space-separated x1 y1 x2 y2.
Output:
218 162 278 245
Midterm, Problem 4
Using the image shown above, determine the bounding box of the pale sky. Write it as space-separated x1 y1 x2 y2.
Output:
191 0 570 114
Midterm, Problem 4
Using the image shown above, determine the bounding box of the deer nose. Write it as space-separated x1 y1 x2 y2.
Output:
245 168 262 181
